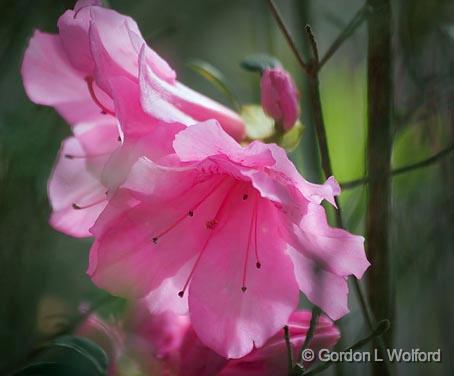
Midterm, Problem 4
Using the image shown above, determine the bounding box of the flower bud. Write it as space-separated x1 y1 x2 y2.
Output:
260 67 300 130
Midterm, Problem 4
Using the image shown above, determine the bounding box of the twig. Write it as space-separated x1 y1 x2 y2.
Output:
284 325 294 374
266 0 309 75
341 144 454 190
305 25 319 64
318 5 371 70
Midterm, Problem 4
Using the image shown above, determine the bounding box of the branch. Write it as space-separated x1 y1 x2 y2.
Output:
266 0 309 75
318 4 372 70
341 144 454 190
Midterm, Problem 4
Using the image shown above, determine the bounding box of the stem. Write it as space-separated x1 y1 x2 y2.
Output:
284 325 294 374
266 0 309 75
266 2 391 373
318 4 372 70
366 1 393 375
296 306 321 371
341 144 454 189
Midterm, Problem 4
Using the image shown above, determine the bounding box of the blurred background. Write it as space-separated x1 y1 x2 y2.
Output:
0 0 453 375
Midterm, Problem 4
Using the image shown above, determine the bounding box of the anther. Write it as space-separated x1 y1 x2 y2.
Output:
71 196 106 210
178 290 184 298
241 286 247 292
206 219 218 230
243 194 248 200
152 237 158 244
188 211 194 217
85 76 115 116
256 262 262 269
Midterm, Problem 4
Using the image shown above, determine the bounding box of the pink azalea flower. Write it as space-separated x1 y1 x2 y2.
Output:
88 121 369 358
261 67 300 130
219 310 340 376
21 0 246 237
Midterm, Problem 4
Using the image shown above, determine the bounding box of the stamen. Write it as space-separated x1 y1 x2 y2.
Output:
72 197 106 210
254 202 261 269
85 76 115 116
152 178 225 244
241 196 258 292
178 182 239 297
242 194 248 200
65 151 112 159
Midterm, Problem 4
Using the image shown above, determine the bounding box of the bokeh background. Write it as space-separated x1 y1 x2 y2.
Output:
0 0 453 375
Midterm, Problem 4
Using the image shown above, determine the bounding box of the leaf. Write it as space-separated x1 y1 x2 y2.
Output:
240 104 274 140
240 54 282 73
14 336 108 376
281 120 304 151
187 59 240 110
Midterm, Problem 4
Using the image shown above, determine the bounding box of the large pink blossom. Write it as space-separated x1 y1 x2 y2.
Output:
88 121 369 358
21 0 245 237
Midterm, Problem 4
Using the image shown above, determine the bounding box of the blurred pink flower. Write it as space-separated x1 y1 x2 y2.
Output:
219 310 340 376
88 121 369 358
75 312 124 375
21 0 245 236
261 67 300 130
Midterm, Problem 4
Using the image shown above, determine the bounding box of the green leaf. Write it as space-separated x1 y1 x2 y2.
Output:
187 59 240 110
14 336 108 376
281 120 304 151
240 54 281 73
240 104 274 140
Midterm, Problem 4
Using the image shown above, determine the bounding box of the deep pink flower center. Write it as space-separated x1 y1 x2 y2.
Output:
151 176 263 297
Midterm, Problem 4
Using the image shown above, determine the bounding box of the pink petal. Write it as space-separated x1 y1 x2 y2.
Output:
173 121 274 167
139 49 245 141
88 175 235 298
21 31 105 125
57 7 94 73
100 76 184 190
179 326 228 376
188 197 299 359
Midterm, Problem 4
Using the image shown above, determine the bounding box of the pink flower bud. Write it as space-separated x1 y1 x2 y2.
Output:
260 67 300 130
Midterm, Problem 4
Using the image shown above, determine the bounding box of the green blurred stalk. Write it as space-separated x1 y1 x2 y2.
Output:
366 0 394 375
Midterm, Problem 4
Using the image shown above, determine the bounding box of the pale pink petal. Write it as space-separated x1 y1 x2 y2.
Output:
48 136 108 237
290 203 370 280
287 247 350 320
173 121 274 167
142 261 193 316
